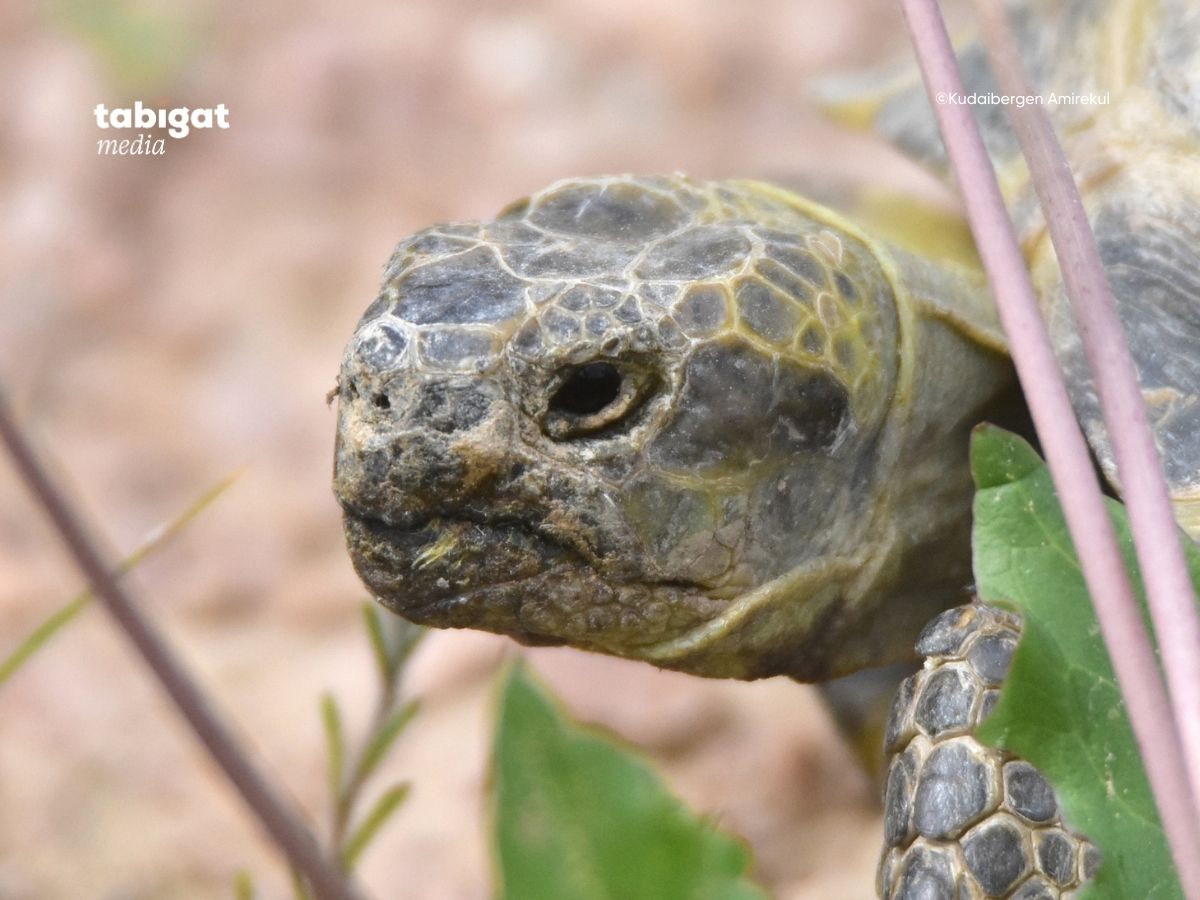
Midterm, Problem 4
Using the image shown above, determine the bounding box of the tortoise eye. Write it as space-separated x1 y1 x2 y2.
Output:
550 362 622 415
543 362 650 439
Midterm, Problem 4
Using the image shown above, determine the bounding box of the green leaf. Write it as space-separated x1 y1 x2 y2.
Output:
354 700 419 787
970 425 1196 900
321 694 346 803
361 603 394 682
340 782 411 870
969 422 1044 488
492 663 768 900
0 471 239 688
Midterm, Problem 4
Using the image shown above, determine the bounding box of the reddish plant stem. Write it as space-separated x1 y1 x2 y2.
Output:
897 1 1200 895
0 392 366 900
973 0 1200 831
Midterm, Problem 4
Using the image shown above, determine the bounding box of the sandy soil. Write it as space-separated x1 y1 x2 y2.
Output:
0 1 967 897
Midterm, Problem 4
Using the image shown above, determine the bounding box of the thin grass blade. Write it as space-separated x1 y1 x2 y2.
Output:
353 700 419 787
321 694 347 804
0 471 240 687
340 783 411 870
360 603 394 682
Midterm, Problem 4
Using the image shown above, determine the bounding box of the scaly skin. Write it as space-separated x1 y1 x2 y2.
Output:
332 2 1200 894
850 0 1200 535
880 603 1097 899
333 175 1018 681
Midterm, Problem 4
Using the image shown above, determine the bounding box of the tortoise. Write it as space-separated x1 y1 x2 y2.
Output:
331 0 1199 896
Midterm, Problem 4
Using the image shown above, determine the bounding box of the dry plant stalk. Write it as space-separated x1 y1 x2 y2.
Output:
0 391 366 900
972 0 1200 826
896 1 1200 896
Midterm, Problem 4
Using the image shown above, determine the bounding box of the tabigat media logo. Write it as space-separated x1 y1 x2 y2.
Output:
94 101 230 156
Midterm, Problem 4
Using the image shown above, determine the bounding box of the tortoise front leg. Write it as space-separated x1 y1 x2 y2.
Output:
879 602 1099 899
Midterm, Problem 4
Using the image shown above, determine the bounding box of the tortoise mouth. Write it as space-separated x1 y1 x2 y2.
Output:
342 509 580 610
341 508 729 651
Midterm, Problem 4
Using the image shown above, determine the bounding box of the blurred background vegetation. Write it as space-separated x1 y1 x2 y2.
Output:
0 0 970 896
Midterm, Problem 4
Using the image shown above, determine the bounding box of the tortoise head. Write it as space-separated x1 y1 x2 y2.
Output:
333 174 990 679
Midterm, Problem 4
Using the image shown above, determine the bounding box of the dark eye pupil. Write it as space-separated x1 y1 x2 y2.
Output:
550 362 622 415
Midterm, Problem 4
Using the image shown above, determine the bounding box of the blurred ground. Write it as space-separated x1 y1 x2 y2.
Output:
0 0 965 897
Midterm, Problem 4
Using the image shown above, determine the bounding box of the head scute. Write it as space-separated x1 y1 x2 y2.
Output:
335 173 920 679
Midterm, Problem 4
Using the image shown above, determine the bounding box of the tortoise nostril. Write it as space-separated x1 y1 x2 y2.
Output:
550 362 622 416
373 392 391 410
